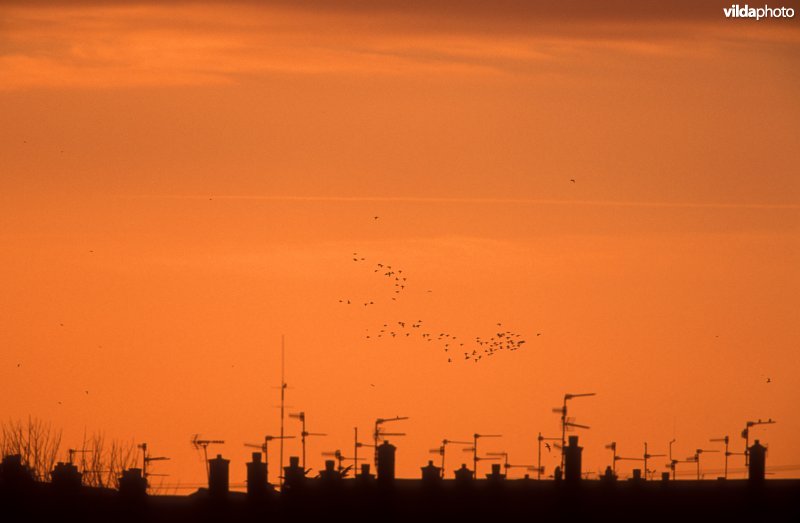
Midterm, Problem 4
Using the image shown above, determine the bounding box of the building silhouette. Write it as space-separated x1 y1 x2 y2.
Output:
1 435 798 522
208 454 229 498
748 440 767 482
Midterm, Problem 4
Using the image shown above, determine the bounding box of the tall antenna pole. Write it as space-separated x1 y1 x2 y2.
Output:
557 392 595 470
373 416 409 470
710 436 730 479
280 335 286 489
537 433 542 480
560 397 567 471
642 442 664 480
472 433 502 479
669 439 676 479
742 418 775 466
301 414 307 470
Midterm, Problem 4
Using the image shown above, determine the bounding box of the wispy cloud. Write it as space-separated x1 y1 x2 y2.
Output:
2 2 797 89
129 194 800 210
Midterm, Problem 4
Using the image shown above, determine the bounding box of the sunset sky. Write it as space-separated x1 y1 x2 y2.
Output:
1 1 798 489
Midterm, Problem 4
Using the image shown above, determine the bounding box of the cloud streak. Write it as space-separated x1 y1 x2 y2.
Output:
2 2 797 89
128 194 800 210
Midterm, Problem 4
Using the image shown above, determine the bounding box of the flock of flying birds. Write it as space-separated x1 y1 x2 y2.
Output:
338 221 532 364
338 254 409 307
363 320 533 363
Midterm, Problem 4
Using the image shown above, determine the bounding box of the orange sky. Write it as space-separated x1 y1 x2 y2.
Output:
1 1 798 489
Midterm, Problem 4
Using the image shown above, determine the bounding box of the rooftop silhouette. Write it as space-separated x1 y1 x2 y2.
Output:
2 435 799 523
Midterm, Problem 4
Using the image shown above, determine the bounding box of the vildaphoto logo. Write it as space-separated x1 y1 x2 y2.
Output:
723 4 796 19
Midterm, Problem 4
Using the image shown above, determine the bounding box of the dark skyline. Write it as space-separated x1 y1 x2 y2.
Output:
1 0 797 489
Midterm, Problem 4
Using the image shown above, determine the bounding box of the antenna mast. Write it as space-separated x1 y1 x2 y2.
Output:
373 416 408 470
190 435 225 481
244 434 294 485
280 335 286 489
537 432 560 480
431 439 471 479
742 418 775 466
555 392 595 470
138 442 169 488
289 411 327 471
471 433 502 479
710 436 730 479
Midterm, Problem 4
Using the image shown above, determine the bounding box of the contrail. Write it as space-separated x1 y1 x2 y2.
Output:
127 194 800 210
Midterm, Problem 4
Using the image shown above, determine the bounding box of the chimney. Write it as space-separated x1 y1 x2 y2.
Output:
376 441 396 482
208 454 230 497
564 436 583 482
246 452 268 498
748 440 766 482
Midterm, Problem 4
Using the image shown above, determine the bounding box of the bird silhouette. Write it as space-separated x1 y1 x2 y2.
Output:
345 250 533 364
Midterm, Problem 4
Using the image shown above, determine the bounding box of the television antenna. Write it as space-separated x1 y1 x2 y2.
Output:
67 448 92 467
692 448 719 480
244 434 295 485
741 418 775 466
190 434 224 481
137 443 169 487
709 436 731 479
614 444 644 478
353 427 375 477
429 439 471 478
644 442 666 480
288 412 327 470
373 416 408 469
279 336 287 488
321 449 363 477
553 392 595 470
470 433 501 479
605 442 617 476
486 451 509 474
536 432 560 480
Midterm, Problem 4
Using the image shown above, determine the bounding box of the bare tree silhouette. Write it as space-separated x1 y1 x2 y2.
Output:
80 432 138 489
1 417 62 481
1 419 137 489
